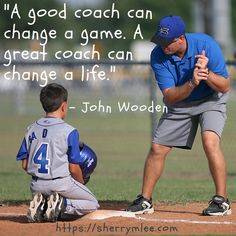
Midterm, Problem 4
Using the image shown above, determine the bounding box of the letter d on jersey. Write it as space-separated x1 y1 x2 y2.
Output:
42 129 48 138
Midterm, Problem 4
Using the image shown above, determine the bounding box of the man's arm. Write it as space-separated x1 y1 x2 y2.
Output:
163 50 229 105
205 71 229 93
162 81 195 105
162 67 209 105
69 163 85 184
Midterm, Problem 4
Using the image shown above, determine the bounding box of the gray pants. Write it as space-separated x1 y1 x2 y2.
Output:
30 175 99 216
153 92 228 149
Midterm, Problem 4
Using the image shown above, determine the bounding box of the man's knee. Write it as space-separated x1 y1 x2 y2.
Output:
202 131 221 153
149 143 171 159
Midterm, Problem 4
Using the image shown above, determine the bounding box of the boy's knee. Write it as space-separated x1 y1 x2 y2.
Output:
92 200 100 211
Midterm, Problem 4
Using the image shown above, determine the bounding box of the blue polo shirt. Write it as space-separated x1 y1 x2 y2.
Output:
151 33 229 102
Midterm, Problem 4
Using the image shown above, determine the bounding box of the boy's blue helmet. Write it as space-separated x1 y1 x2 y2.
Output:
79 142 97 178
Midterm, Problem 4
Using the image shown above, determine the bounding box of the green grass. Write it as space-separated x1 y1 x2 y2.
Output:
0 90 236 204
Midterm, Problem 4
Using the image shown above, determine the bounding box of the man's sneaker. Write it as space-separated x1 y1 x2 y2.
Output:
45 192 64 222
27 192 46 223
126 194 154 214
202 195 232 216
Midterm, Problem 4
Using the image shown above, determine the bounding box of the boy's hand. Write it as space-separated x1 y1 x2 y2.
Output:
69 163 85 184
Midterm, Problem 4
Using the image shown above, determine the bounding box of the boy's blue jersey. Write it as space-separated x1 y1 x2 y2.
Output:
16 117 82 179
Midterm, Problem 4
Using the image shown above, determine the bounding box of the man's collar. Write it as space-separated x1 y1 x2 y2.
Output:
185 33 195 58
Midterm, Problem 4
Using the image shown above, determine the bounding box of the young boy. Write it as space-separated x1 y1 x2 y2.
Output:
16 83 99 222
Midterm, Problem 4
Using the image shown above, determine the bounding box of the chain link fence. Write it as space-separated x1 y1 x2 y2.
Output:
0 61 235 172
0 60 235 120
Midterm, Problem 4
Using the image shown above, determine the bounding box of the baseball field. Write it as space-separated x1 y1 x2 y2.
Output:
0 86 236 235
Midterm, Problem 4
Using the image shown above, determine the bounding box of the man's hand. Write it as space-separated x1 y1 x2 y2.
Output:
195 50 209 69
193 67 209 86
194 50 229 93
193 50 209 86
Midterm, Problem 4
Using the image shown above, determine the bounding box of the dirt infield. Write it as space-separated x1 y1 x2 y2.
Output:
0 202 236 236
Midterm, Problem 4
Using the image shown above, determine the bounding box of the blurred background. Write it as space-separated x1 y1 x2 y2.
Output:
1 0 236 56
0 0 236 203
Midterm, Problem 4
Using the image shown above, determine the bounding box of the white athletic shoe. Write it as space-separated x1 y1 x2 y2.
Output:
45 192 64 222
27 192 46 223
126 194 154 215
202 195 232 216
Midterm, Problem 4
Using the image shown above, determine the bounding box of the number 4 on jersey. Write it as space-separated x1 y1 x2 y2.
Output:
33 143 49 174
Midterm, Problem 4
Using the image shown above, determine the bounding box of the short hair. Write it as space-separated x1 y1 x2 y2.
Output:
40 83 68 113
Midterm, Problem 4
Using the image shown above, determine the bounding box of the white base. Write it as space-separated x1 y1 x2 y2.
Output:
82 210 137 220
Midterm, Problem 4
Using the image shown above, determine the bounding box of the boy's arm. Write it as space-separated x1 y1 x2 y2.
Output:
16 138 29 171
22 159 28 171
69 163 85 184
67 129 85 184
